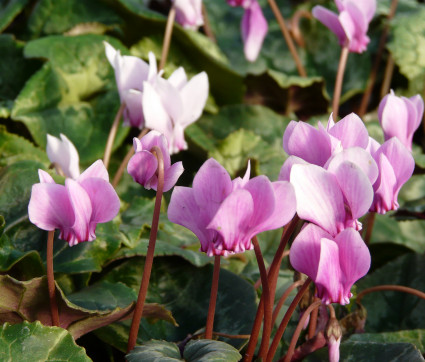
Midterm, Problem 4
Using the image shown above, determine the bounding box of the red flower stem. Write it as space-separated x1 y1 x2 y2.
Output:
357 285 425 304
252 236 273 360
46 230 59 326
332 45 350 120
202 3 216 42
266 278 312 362
268 0 307 77
358 0 399 117
111 128 149 188
380 56 395 98
127 146 164 353
103 103 125 170
363 212 376 244
205 256 221 339
159 6 176 71
284 300 322 362
327 303 336 319
272 280 304 326
307 297 320 339
254 251 290 291
244 216 299 362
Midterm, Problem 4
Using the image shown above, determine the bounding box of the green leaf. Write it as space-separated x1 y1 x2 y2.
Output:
387 6 425 94
126 340 182 362
183 339 242 362
0 0 30 33
0 321 91 361
306 341 424 362
11 34 129 164
26 0 122 38
357 253 425 332
347 329 425 352
97 257 257 351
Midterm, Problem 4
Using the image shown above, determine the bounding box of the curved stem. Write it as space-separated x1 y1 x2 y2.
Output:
307 297 320 339
111 128 149 188
244 216 299 362
267 0 307 77
327 303 336 319
127 146 164 353
253 236 272 360
272 280 304 327
205 256 221 339
284 300 322 362
159 6 176 71
46 230 59 326
202 3 216 42
266 278 312 362
363 212 376 244
254 251 290 291
380 56 395 98
357 285 425 304
332 46 349 120
103 103 125 169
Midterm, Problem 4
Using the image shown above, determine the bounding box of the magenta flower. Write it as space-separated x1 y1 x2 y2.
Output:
127 131 184 192
312 0 376 53
28 160 120 246
142 67 209 154
378 90 424 151
104 42 158 129
369 137 415 214
168 158 296 256
173 0 204 30
289 161 375 236
46 133 80 180
290 223 371 305
227 0 268 62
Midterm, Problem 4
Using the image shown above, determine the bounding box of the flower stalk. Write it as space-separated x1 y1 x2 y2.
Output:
103 103 125 169
46 230 59 326
357 285 425 304
159 5 176 71
205 256 221 339
127 146 164 353
332 45 349 119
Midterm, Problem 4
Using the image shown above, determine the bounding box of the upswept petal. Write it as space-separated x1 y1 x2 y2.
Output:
163 161 184 192
241 0 268 62
315 238 342 304
243 176 275 227
336 228 370 297
409 94 424 128
278 156 309 182
28 183 75 232
371 153 397 213
127 151 158 189
46 133 80 179
167 67 188 90
290 223 332 282
332 161 373 222
326 147 378 185
147 52 158 82
78 160 109 182
154 77 184 124
178 71 209 127
328 113 369 149
140 131 171 169
283 121 332 166
232 160 252 190
208 189 254 253
65 179 93 245
312 6 346 45
38 169 55 184
122 89 144 129
291 164 345 236
192 159 233 221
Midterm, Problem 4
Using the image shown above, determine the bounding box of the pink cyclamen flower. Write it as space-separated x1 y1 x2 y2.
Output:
378 90 424 151
142 67 209 154
46 133 80 179
369 137 415 214
227 0 268 62
312 0 376 53
28 160 120 246
168 158 296 256
127 131 184 192
173 0 204 30
325 317 342 362
290 223 371 305
104 42 158 129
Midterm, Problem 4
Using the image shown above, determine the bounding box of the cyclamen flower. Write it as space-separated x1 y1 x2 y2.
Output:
325 317 343 362
227 0 268 62
127 131 184 192
168 158 296 256
104 42 158 128
46 133 80 179
312 0 376 53
173 0 204 30
142 67 209 154
368 137 415 214
378 90 424 151
28 160 120 246
290 223 371 305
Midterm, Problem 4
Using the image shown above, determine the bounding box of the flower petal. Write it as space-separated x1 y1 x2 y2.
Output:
46 133 80 179
278 155 309 182
163 161 184 192
122 89 144 129
312 6 346 46
328 113 369 149
38 169 55 184
78 160 109 182
243 176 275 227
167 67 188 90
127 151 158 189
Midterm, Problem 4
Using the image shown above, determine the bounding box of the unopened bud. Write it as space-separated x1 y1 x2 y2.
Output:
325 317 342 362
